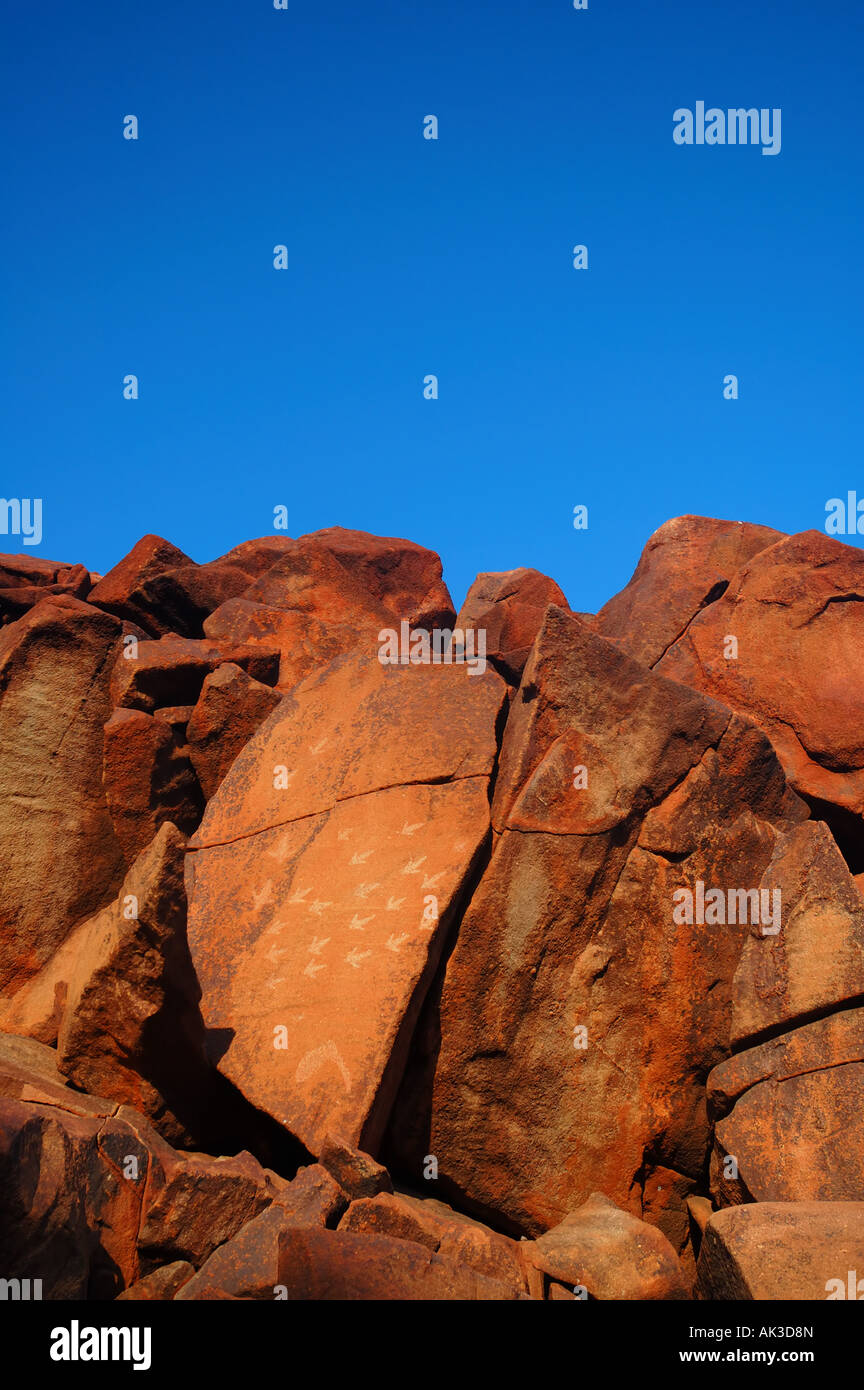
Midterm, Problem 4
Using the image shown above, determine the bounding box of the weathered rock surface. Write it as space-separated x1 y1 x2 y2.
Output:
455 567 569 683
110 635 279 714
187 652 506 1157
203 527 454 690
0 552 92 625
709 1009 864 1206
5 519 864 1304
528 1193 688 1300
594 515 784 669
186 662 281 799
696 1202 864 1300
656 531 864 842
102 707 203 862
732 821 864 1046
0 596 130 994
387 607 807 1237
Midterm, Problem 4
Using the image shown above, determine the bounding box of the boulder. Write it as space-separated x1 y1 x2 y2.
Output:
116 1262 195 1300
55 823 211 1145
0 596 130 993
180 1225 526 1300
709 1009 864 1206
186 651 506 1156
109 635 279 713
319 1136 393 1200
338 1189 529 1293
385 607 807 1236
102 707 203 863
656 531 864 841
696 1202 864 1300
203 527 454 690
186 662 281 799
731 821 864 1046
594 515 784 669
0 552 92 625
455 567 568 683
528 1193 688 1300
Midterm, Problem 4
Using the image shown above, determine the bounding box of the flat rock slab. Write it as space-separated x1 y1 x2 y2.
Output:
187 653 505 1156
697 1202 864 1300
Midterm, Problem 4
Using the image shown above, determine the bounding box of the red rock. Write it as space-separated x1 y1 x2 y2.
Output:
338 1190 529 1293
731 821 864 1046
55 823 210 1144
594 515 785 668
656 531 864 825
455 567 569 683
0 1033 113 1117
696 1202 864 1300
187 652 506 1157
212 536 296 577
0 553 92 625
171 1166 345 1301
109 634 279 713
182 1225 526 1300
88 535 195 633
0 1094 145 1298
203 528 454 690
89 534 261 638
0 597 130 994
102 708 203 863
528 1193 688 1300
386 607 807 1237
709 1009 864 1206
116 1261 195 1300
186 662 281 799
319 1136 393 1199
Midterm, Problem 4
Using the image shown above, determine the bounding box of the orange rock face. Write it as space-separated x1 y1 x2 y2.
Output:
455 567 569 683
387 607 807 1236
594 515 784 668
0 597 130 993
655 531 864 829
5 518 864 1305
187 652 506 1156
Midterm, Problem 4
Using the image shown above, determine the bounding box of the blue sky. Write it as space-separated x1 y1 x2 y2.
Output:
3 0 862 613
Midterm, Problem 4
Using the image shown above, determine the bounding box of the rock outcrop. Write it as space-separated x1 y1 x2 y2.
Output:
2 518 863 1302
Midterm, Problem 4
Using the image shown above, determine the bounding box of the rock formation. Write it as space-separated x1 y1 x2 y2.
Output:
1 518 862 1301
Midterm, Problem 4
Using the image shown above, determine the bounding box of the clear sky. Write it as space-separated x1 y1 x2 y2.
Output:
3 0 862 613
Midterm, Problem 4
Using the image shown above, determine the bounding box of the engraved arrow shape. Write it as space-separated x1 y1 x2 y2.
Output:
386 895 406 911
308 936 330 955
309 900 333 917
349 914 374 932
303 959 327 979
401 822 424 836
345 948 372 970
355 882 380 900
401 856 427 875
386 933 410 953
350 849 374 865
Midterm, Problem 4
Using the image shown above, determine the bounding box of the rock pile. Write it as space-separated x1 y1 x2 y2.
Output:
1 519 862 1300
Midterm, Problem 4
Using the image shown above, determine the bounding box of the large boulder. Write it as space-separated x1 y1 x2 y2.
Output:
55 824 210 1144
0 552 92 626
594 515 784 668
696 1202 864 1300
186 662 281 799
708 1008 864 1206
186 650 506 1157
203 527 455 691
0 596 131 994
102 707 203 863
655 531 864 845
527 1192 688 1300
386 607 808 1237
455 568 569 684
